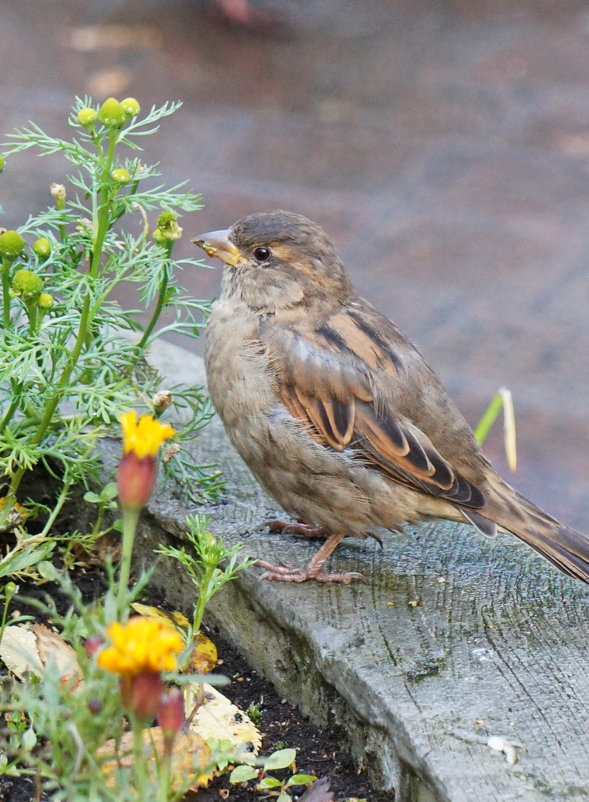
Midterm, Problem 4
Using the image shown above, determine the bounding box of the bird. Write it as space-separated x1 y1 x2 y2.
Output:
193 210 589 584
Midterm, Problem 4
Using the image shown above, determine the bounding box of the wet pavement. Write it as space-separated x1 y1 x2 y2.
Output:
1 0 588 529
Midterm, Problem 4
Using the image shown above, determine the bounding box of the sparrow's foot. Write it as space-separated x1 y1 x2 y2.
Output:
265 518 329 539
255 532 365 584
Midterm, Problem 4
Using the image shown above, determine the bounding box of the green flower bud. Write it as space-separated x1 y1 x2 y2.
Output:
38 292 54 310
155 212 183 242
4 581 17 600
12 269 43 303
77 107 98 128
121 97 141 118
157 211 177 228
0 230 25 257
111 168 131 184
32 237 51 258
98 97 126 128
0 155 5 173
152 227 165 245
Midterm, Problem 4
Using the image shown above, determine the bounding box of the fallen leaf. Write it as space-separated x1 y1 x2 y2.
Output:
188 683 261 761
131 603 189 630
299 777 334 802
31 624 81 688
98 727 212 790
0 624 81 687
189 631 218 674
0 626 43 680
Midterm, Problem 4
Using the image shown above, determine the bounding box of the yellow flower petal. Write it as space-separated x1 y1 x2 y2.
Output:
120 411 176 459
98 617 185 677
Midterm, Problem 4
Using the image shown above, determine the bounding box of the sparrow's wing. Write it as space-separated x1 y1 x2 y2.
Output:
262 309 485 510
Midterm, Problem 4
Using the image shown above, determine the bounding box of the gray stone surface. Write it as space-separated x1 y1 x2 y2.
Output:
116 339 589 801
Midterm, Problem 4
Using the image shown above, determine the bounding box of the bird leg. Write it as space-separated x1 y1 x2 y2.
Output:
265 518 329 539
256 532 365 583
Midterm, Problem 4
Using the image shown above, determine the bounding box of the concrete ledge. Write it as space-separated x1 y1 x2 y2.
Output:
112 340 589 800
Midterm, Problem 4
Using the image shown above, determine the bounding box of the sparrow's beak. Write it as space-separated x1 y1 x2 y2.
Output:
192 228 242 267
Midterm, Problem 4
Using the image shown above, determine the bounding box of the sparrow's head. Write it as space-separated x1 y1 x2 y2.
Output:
193 210 352 314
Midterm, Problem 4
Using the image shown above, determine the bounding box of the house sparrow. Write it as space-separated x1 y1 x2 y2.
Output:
194 210 589 584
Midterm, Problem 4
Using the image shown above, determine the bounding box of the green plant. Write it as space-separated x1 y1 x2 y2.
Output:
474 387 517 470
157 514 255 636
245 701 264 727
0 97 222 578
230 747 317 801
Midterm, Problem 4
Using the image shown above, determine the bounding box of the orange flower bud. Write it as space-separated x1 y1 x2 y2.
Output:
120 671 164 720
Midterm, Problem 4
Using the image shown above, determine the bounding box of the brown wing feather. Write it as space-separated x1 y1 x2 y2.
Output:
263 316 485 510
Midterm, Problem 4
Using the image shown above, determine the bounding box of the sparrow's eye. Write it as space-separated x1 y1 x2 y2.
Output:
253 246 271 262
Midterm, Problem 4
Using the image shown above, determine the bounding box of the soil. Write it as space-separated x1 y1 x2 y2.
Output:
0 564 391 802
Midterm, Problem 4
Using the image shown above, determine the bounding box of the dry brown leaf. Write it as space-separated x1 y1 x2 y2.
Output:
0 625 43 680
98 727 212 790
299 777 335 802
0 624 81 687
188 683 261 761
30 624 81 688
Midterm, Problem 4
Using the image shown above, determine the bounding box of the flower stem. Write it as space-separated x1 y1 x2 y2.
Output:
90 129 118 279
118 506 140 614
135 244 173 351
2 256 12 329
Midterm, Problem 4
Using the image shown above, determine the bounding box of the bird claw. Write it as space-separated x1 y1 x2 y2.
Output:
264 519 328 539
255 559 365 584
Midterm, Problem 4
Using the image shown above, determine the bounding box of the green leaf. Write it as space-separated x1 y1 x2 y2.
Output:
0 541 54 579
36 561 60 582
83 491 101 504
286 774 316 786
257 776 282 789
229 765 258 784
264 748 297 771
277 794 291 802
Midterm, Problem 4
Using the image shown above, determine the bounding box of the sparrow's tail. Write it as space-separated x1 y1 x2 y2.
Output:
482 485 589 584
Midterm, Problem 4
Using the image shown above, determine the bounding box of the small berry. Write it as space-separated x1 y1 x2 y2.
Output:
111 168 131 184
121 97 141 118
98 98 126 128
77 107 98 128
32 237 51 258
0 230 25 257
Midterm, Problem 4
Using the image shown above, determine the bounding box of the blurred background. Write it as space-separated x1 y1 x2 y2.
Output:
2 0 589 529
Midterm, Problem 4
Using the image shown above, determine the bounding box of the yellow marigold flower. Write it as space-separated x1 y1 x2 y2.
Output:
120 411 175 459
98 617 184 676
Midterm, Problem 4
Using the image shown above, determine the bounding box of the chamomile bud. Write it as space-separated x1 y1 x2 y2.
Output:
0 230 25 257
12 270 43 303
32 237 51 259
77 107 98 128
111 168 131 184
98 97 126 128
121 97 140 118
38 292 54 310
50 183 66 209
